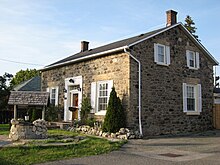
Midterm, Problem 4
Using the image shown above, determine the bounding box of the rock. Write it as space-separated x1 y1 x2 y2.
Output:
118 134 127 140
99 131 103 136
125 128 130 133
119 128 126 134
128 135 136 139
111 133 116 138
126 132 131 138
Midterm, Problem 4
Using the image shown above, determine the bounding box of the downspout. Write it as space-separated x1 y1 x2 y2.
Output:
124 47 143 137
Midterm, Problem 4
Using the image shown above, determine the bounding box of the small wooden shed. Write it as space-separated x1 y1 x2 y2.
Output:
8 91 49 120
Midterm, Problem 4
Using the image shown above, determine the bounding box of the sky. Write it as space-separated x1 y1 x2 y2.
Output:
1 0 220 76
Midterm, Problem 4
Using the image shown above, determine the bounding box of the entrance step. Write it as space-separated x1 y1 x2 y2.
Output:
47 122 72 130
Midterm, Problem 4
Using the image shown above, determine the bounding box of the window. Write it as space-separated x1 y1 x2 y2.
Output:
47 86 59 106
186 50 200 69
51 88 56 105
154 43 170 65
183 83 202 114
91 80 113 115
186 85 195 111
98 82 108 111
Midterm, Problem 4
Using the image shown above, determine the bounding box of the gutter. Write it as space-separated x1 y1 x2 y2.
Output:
124 47 143 137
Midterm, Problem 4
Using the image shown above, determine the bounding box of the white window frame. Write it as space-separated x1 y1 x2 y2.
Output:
91 80 113 115
47 86 59 106
183 83 202 115
186 50 200 69
154 43 170 66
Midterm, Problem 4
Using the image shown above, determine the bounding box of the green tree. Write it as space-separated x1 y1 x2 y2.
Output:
10 69 40 87
102 87 126 133
0 73 13 110
80 96 92 124
184 15 199 41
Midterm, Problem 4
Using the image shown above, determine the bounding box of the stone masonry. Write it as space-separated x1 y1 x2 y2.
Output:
41 25 215 136
41 53 130 121
9 119 48 141
129 26 214 136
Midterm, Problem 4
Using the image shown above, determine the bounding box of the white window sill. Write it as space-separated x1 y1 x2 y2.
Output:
95 110 106 116
155 62 169 66
186 111 200 115
187 66 199 70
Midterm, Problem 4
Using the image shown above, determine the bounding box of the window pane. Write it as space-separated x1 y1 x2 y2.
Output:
189 52 195 67
97 82 109 111
186 85 195 111
158 45 165 63
158 54 164 63
187 98 195 111
50 88 56 105
51 99 55 106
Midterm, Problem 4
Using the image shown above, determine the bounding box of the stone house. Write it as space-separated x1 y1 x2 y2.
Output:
40 10 218 136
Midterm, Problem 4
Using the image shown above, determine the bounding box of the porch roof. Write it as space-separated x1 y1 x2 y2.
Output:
8 91 49 106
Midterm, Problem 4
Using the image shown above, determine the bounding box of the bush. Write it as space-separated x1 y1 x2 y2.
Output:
45 106 60 122
102 87 126 133
80 96 92 124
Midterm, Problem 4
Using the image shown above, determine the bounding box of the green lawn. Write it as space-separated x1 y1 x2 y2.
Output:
0 124 10 135
0 125 125 165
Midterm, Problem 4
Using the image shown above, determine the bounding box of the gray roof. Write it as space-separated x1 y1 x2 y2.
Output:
42 23 218 70
13 76 41 91
8 91 49 106
47 27 167 67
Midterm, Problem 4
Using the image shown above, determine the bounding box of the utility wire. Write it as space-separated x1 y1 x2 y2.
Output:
0 58 44 66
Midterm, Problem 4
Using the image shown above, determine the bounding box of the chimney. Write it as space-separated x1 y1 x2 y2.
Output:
166 10 178 26
81 41 89 52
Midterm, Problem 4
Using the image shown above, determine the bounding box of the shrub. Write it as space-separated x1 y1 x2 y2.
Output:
45 106 59 122
80 96 92 124
102 87 126 133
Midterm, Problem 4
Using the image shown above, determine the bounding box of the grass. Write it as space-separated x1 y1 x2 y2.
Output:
0 124 10 135
0 125 126 165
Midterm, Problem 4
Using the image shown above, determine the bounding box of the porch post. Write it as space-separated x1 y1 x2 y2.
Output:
14 105 17 119
42 106 45 120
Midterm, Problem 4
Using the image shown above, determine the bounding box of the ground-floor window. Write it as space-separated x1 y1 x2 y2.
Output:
47 86 59 106
91 80 113 114
183 83 202 114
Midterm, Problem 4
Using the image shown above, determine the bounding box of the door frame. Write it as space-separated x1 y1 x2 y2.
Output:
64 76 82 122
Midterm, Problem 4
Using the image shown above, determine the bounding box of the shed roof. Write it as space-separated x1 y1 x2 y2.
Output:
8 91 49 106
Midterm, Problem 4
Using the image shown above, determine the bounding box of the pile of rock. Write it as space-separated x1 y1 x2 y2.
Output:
9 119 48 141
68 126 142 140
32 119 48 139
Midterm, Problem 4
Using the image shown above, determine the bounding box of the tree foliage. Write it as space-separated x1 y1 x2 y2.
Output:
0 73 13 110
102 87 126 133
184 15 199 41
80 96 92 124
10 69 40 87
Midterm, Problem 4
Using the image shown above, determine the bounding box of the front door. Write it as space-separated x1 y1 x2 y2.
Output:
70 92 79 120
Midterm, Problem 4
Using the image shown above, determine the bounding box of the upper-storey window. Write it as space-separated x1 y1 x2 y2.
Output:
186 50 200 69
154 43 170 66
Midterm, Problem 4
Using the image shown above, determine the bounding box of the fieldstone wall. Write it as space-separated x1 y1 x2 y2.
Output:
41 53 130 122
41 26 215 137
9 119 48 141
129 26 214 136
